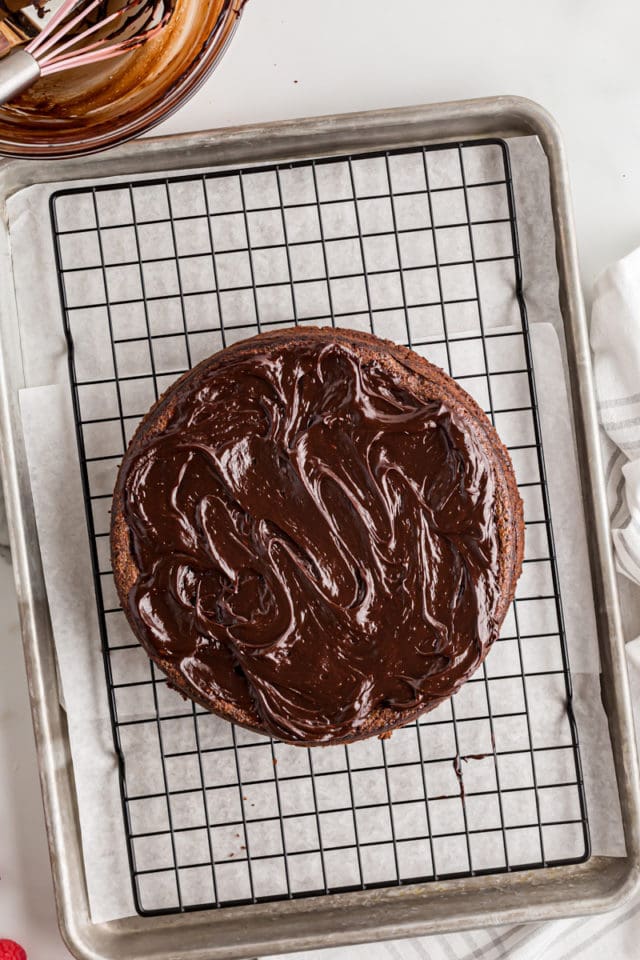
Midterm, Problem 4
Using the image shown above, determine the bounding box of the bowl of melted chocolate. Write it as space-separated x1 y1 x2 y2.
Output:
111 327 525 747
0 0 246 157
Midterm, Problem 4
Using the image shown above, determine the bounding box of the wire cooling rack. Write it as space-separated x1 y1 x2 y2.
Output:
49 138 590 917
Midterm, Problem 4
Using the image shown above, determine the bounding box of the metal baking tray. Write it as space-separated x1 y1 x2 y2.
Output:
0 97 638 959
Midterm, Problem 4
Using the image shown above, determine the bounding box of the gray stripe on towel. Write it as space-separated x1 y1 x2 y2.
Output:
598 392 640 411
557 899 640 959
606 448 625 484
617 438 640 451
601 414 640 432
611 473 627 527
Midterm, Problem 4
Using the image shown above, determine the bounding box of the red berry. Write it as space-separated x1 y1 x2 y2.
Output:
0 941 27 960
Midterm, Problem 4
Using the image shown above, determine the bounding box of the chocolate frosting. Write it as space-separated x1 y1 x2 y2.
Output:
118 337 504 744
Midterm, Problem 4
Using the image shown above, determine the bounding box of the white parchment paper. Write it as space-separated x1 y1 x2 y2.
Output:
8 136 625 923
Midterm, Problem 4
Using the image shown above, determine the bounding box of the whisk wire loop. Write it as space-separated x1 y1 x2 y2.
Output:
24 1 172 77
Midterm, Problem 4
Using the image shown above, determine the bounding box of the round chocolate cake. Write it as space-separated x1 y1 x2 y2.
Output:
111 327 524 746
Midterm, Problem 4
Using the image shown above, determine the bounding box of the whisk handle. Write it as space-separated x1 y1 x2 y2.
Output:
0 49 40 106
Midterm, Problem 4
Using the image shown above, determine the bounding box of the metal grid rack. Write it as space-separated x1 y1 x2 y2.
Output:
50 138 590 917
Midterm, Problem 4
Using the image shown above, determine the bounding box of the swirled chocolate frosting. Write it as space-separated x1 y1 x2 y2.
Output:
114 329 521 745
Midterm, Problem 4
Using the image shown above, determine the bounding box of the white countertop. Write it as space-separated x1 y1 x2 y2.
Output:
2 1 639 956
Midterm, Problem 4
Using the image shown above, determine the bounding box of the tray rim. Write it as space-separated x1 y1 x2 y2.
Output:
0 95 638 960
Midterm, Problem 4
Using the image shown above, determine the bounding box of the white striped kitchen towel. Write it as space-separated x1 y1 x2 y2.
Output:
592 246 640 584
268 249 640 960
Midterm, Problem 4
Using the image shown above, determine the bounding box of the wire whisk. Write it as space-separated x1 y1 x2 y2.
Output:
0 0 174 105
